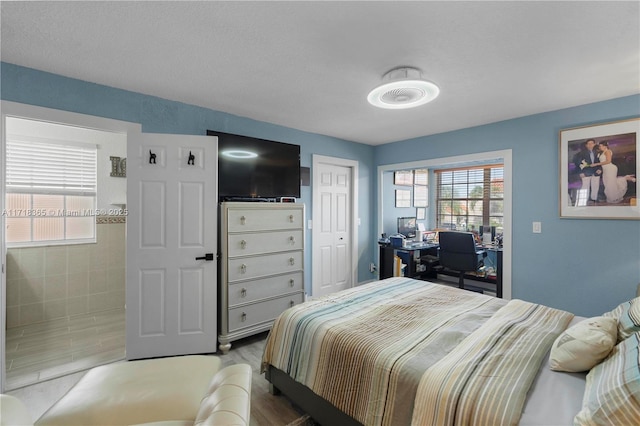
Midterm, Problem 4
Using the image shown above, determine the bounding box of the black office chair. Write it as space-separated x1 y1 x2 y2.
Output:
438 231 487 290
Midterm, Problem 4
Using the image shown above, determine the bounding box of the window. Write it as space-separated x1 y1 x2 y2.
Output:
435 165 504 232
5 134 97 246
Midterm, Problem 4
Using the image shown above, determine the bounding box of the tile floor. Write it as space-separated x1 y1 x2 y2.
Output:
5 308 125 390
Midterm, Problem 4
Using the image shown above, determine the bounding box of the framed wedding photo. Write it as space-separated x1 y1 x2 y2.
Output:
559 117 639 219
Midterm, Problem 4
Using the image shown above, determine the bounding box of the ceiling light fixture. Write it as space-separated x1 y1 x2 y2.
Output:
221 150 258 159
367 67 440 109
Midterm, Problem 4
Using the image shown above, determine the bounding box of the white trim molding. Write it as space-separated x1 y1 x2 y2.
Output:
0 101 141 391
377 149 513 300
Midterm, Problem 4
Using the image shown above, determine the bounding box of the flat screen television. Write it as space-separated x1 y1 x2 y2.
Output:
208 130 301 200
398 217 417 238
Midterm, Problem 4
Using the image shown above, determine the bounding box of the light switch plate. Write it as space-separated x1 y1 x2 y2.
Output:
532 221 542 233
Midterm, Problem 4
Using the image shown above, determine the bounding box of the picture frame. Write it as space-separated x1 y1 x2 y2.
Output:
416 207 426 220
394 170 413 186
413 185 428 207
414 169 428 186
395 189 411 207
559 117 639 219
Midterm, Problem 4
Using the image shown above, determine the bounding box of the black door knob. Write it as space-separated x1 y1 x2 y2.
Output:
195 253 214 261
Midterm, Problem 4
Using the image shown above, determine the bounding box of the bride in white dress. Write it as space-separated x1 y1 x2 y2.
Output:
592 141 636 203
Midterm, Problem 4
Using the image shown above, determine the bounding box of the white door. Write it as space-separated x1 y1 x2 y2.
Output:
312 156 358 297
126 133 217 360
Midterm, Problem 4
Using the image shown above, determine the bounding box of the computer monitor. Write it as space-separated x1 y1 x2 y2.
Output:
397 217 417 239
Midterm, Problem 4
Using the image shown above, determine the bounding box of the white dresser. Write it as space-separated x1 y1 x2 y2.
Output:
218 202 305 353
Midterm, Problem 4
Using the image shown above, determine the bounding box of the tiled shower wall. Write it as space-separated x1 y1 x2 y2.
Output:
5 218 125 328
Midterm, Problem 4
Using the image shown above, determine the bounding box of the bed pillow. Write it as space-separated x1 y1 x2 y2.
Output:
602 296 640 342
574 332 640 425
549 316 617 372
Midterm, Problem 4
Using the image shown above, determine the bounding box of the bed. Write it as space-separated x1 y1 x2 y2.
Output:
262 277 640 426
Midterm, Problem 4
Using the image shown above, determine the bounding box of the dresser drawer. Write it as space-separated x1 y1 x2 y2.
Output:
227 207 303 232
227 230 303 257
228 293 305 332
228 251 303 282
228 272 303 306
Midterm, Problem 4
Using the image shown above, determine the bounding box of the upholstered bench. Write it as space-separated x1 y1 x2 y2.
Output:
1 355 251 426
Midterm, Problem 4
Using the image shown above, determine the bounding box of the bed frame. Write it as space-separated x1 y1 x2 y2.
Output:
266 365 362 426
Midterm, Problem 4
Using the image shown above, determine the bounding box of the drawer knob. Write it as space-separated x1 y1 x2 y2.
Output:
290 300 295 307
240 239 247 249
241 312 247 322
241 288 247 297
288 214 294 223
289 257 295 266
241 264 247 273
289 236 295 245
240 215 246 225
289 279 295 287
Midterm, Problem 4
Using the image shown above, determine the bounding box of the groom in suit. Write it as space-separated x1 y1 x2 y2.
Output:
572 139 602 203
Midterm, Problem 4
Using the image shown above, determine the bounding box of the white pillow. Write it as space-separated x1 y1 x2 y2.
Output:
549 316 617 372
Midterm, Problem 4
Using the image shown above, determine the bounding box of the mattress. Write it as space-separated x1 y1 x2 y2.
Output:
520 315 587 425
263 277 584 425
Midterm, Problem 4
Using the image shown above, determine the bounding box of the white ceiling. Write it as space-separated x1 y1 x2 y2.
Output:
1 1 639 145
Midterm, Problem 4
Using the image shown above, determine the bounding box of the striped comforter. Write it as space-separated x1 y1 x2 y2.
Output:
262 278 573 426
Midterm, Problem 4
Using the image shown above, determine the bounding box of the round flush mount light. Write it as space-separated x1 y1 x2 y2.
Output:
221 150 258 159
367 67 440 109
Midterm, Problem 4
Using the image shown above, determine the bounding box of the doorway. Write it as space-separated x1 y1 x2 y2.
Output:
377 150 513 299
311 155 358 298
1 101 140 391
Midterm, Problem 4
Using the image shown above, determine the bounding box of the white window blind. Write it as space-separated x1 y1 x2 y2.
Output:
6 136 97 195
435 164 504 231
5 135 97 246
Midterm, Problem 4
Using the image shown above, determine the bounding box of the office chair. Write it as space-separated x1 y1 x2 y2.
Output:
438 231 487 290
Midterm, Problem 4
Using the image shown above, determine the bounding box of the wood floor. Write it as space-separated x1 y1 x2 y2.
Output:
223 332 304 426
6 331 303 426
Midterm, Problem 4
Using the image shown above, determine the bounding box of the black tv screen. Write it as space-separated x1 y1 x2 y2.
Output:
207 130 301 200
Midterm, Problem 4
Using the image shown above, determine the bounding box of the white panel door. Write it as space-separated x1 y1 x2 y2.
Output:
313 163 352 297
126 133 217 360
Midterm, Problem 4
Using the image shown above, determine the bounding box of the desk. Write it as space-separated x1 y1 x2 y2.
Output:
378 242 439 280
378 242 503 298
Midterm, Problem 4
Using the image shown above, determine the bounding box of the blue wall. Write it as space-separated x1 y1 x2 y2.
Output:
2 63 639 317
376 95 640 317
0 63 377 292
381 171 429 236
